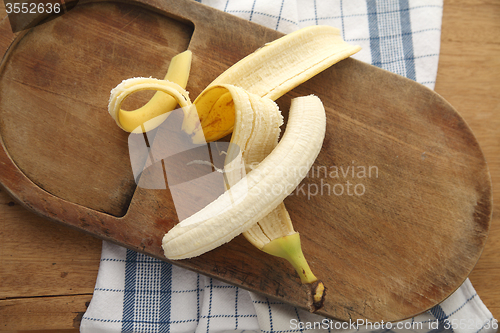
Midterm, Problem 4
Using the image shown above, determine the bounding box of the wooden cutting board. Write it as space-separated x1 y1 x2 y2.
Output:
0 0 492 322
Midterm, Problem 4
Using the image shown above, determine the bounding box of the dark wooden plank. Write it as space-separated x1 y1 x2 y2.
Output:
435 0 500 320
0 189 101 299
0 295 92 330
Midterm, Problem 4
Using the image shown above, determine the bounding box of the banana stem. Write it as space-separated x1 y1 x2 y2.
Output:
261 232 326 312
261 232 316 284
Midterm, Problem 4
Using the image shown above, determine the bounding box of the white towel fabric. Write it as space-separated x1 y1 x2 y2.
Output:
81 1 498 332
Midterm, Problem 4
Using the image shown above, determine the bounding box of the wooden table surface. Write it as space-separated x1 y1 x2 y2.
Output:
0 0 499 331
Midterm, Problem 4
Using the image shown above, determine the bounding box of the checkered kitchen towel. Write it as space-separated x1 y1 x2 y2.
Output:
81 0 498 332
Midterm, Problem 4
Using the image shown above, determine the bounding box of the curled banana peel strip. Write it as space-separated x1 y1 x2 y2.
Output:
109 50 193 133
108 25 360 312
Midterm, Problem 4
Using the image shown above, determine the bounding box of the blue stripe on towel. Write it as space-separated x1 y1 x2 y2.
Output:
122 249 138 332
197 274 201 325
367 0 417 81
249 0 257 21
367 0 382 67
399 0 416 80
159 262 173 332
207 278 214 333
430 304 452 333
275 0 286 30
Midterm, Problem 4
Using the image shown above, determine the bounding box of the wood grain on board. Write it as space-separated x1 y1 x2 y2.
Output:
0 0 498 330
435 0 500 321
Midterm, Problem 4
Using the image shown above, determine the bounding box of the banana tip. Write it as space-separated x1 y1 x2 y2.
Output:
306 280 326 312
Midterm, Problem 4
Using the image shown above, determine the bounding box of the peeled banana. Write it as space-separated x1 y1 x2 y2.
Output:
226 95 327 312
108 25 361 312
162 91 326 259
